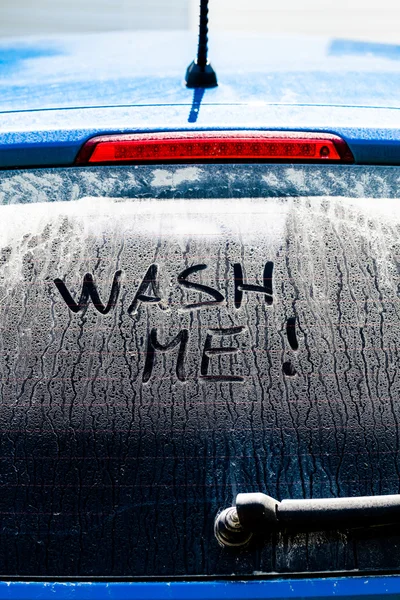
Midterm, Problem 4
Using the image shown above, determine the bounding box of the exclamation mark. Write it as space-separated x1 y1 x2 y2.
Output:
283 316 298 376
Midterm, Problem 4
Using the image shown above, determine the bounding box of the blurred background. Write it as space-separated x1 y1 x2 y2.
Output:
0 0 399 42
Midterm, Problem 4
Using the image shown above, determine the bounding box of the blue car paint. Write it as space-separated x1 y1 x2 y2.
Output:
328 38 400 61
0 44 61 75
1 32 400 166
2 104 400 167
0 577 399 600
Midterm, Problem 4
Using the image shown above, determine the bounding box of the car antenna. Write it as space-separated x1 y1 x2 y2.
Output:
185 0 218 88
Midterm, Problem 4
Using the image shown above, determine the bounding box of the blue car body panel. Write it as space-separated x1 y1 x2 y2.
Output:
0 577 400 600
1 32 400 166
3 104 400 167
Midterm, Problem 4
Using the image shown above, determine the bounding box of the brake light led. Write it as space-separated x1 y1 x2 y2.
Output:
76 131 353 165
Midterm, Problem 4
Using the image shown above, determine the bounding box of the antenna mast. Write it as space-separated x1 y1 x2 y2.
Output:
186 0 218 88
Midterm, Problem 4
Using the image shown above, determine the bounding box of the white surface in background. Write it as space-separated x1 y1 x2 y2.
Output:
190 0 400 43
1 0 400 41
0 0 190 36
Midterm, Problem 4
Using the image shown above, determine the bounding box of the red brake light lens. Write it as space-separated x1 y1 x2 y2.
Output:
76 131 353 165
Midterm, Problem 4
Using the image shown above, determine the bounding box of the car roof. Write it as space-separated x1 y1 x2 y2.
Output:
1 31 400 167
1 31 400 112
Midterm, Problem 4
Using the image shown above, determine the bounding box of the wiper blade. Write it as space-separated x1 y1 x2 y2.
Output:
215 492 400 548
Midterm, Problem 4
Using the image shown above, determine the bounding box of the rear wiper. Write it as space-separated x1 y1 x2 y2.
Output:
215 492 400 547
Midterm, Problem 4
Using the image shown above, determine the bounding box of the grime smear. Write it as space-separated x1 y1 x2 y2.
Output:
0 192 400 575
150 166 202 187
0 191 399 402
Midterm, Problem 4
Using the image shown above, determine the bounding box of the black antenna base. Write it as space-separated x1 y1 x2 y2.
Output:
185 60 218 88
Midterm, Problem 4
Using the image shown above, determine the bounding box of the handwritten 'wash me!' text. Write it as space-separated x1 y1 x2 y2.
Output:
53 261 298 381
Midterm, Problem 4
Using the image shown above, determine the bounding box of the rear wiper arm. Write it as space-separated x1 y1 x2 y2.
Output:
215 492 400 547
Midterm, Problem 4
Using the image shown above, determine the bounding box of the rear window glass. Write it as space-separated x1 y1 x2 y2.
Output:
0 164 399 577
